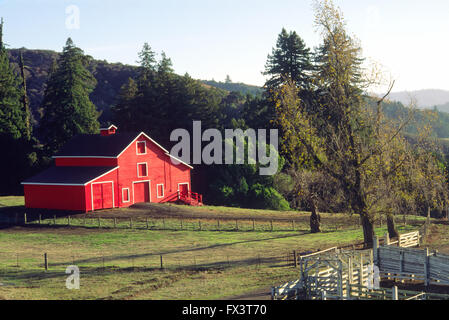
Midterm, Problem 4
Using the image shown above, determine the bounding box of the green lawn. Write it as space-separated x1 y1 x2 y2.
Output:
0 196 24 207
0 196 422 300
0 223 418 300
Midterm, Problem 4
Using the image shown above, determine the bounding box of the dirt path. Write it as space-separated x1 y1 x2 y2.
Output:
222 287 272 300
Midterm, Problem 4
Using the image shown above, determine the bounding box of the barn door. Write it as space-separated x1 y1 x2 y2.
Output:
92 182 114 210
178 183 189 197
133 181 150 204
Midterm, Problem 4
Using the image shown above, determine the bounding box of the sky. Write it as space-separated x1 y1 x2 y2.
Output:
1 0 449 93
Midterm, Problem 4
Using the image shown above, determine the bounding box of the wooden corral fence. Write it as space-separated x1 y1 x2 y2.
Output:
272 230 449 300
374 236 449 286
272 249 373 300
383 231 421 248
273 249 449 300
321 284 449 300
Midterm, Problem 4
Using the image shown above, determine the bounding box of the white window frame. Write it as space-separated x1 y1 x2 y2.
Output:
156 184 165 198
137 162 148 178
136 141 147 155
177 182 190 192
122 188 130 203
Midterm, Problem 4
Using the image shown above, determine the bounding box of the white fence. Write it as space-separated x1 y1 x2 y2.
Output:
375 244 449 286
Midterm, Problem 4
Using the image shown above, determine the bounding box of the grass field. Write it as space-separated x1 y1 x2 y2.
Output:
0 196 422 300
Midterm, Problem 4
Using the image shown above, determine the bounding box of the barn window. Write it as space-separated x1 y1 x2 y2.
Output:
137 163 148 177
136 141 146 155
157 184 164 198
122 188 130 203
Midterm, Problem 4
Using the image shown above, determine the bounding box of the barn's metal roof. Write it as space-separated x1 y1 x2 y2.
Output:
52 131 194 169
21 166 119 186
54 132 140 157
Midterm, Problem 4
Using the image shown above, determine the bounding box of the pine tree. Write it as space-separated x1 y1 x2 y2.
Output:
19 51 32 141
263 28 314 91
0 19 38 194
39 38 100 155
0 18 26 140
111 77 138 131
157 51 174 74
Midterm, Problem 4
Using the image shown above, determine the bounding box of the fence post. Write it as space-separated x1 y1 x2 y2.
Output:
39 214 42 225
199 220 202 231
293 250 298 268
322 290 327 300
130 217 133 229
270 220 273 232
348 257 353 284
146 218 149 229
44 253 48 271
217 219 220 231
235 220 238 231
53 215 56 225
359 254 364 297
424 248 430 287
113 218 117 228
392 286 398 300
338 260 343 299
24 213 27 225
384 232 390 246
373 236 379 265
98 217 101 228
160 255 164 270
252 219 255 231
83 214 86 226
292 220 295 231
346 279 351 300
68 216 70 226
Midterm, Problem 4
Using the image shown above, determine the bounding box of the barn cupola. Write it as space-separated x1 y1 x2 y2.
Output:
100 125 118 136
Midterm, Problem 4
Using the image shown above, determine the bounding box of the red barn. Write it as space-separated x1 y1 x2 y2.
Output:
22 125 202 212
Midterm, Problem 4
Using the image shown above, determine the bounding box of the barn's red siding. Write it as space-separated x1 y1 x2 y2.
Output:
85 168 120 212
24 185 86 211
23 132 194 212
116 136 191 207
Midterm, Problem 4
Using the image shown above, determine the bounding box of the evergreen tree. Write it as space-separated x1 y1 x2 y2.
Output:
0 18 26 140
263 28 314 91
157 51 174 74
19 51 32 141
39 38 100 155
111 77 139 132
0 18 38 194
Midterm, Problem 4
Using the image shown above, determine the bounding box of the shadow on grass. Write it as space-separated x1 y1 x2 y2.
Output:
42 232 308 268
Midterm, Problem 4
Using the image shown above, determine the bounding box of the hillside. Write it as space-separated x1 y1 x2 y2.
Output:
201 79 263 96
384 89 449 109
10 48 449 142
8 48 259 128
8 48 139 125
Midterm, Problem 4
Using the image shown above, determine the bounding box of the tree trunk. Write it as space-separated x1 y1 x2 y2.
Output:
309 195 321 233
387 213 399 239
360 213 374 248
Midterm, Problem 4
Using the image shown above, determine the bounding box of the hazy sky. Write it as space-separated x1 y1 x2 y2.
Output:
1 0 449 92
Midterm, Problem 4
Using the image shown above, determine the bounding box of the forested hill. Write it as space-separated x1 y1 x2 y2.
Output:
8 48 259 126
201 79 263 96
9 48 449 141
8 48 139 125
